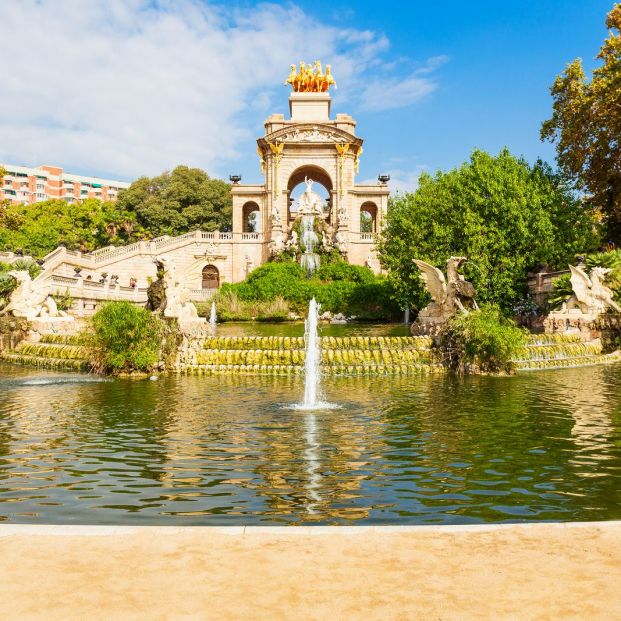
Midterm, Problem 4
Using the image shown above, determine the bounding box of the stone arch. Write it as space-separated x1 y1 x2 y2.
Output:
287 165 333 225
202 264 220 289
242 201 260 233
360 201 378 233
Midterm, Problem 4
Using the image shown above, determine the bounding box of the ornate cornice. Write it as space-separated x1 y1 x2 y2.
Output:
258 124 362 149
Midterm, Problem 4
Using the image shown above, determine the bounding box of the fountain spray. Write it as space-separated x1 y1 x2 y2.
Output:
209 300 217 331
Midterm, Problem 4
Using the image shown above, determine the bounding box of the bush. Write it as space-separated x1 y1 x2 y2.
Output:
52 288 74 312
89 302 165 373
0 272 17 311
441 306 526 374
220 259 401 319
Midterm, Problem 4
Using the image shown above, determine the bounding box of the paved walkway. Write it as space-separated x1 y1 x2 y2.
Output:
1 522 620 620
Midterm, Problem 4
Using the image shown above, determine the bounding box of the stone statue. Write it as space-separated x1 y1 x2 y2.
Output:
565 265 621 315
411 257 478 335
271 203 282 225
298 177 325 216
148 257 203 331
286 229 299 252
269 230 286 255
321 230 331 251
334 230 348 254
2 271 68 321
544 264 621 336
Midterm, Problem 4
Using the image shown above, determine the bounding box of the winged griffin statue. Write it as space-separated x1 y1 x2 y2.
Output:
565 265 621 315
1 270 68 321
411 257 478 335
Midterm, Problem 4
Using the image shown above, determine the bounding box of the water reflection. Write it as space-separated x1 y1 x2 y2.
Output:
0 363 621 524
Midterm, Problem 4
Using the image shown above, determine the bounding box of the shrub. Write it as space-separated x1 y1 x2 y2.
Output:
220 258 401 319
52 288 74 312
441 306 526 374
315 262 375 283
89 301 165 373
548 273 573 309
0 272 17 311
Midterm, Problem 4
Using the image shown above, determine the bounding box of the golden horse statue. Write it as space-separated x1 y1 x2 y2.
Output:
284 61 337 93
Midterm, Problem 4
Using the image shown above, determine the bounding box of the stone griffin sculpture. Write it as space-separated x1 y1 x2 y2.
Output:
544 265 620 336
1 271 68 321
566 265 621 315
147 257 204 331
411 257 478 335
285 61 337 93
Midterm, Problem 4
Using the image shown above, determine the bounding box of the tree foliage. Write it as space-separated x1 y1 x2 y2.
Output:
116 165 232 236
378 149 598 313
0 199 138 257
541 3 621 241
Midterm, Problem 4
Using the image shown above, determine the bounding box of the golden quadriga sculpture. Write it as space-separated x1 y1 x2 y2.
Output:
285 61 337 92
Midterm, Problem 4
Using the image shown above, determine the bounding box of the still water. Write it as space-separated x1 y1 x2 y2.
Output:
1 362 621 525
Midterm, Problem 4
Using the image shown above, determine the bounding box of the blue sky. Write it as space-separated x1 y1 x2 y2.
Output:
0 1 615 191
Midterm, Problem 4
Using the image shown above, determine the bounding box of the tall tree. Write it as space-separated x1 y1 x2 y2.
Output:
116 165 232 237
378 149 598 312
541 3 621 242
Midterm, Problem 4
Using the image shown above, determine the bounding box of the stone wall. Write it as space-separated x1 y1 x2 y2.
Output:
0 317 29 352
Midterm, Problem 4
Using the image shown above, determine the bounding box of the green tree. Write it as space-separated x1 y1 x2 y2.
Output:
116 165 232 236
378 149 598 313
541 3 621 241
0 198 138 257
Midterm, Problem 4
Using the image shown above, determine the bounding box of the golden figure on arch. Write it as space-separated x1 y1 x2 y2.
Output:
284 61 337 92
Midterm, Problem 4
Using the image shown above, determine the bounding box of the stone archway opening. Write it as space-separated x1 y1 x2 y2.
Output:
242 201 261 233
287 165 333 226
360 201 378 233
202 265 220 289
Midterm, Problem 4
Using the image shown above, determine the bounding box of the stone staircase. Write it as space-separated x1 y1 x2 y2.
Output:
513 334 621 371
1 332 619 375
178 335 443 375
0 334 90 371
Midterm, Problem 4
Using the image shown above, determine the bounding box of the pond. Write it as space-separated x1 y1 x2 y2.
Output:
1 361 621 525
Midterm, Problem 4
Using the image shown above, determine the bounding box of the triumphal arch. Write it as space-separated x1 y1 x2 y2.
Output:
231 61 389 277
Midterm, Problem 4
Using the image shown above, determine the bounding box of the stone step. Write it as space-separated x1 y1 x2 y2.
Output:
0 352 90 371
176 363 445 376
515 352 621 371
196 336 433 351
193 348 435 366
14 342 90 360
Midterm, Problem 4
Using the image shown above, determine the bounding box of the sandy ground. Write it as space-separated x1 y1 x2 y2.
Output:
1 522 621 621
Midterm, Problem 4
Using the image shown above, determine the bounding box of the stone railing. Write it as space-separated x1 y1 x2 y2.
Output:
49 274 148 303
358 232 375 242
187 289 217 301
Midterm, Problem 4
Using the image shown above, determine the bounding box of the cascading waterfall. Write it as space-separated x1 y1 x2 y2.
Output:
209 301 217 330
303 297 321 407
300 215 320 276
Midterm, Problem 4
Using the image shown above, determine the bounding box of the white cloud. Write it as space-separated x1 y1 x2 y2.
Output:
0 1 445 180
357 56 448 112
